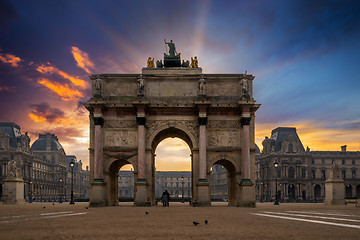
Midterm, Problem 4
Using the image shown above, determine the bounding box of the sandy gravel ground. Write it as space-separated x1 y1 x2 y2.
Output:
0 202 359 240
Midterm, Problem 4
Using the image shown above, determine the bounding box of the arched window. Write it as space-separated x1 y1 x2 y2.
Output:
288 144 293 153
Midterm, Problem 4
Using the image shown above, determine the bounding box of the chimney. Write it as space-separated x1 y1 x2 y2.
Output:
341 145 347 152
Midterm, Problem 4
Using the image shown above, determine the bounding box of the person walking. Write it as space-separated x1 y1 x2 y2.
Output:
161 190 170 207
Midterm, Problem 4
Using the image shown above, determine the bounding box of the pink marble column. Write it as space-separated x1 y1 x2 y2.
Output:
241 112 251 180
137 124 145 179
93 115 104 180
199 124 207 179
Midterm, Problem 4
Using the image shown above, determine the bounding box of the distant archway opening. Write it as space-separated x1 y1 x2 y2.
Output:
345 184 352 198
356 185 360 198
153 133 192 203
314 184 321 201
210 160 236 206
118 164 134 200
288 184 295 200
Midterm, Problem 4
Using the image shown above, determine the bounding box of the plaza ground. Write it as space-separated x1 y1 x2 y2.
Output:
0 202 359 240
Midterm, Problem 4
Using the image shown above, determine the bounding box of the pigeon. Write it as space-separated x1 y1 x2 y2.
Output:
145 211 149 215
205 219 208 224
43 206 46 209
85 207 89 209
193 221 199 226
52 203 55 205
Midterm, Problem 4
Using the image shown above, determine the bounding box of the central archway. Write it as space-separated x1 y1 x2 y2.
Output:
148 127 196 204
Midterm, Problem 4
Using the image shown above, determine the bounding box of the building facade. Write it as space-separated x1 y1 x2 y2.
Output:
255 127 360 202
0 122 89 202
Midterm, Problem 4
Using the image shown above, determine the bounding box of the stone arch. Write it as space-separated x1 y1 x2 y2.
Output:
146 123 197 150
314 184 321 201
356 185 360 197
104 156 137 206
208 155 239 206
147 126 195 204
345 184 352 198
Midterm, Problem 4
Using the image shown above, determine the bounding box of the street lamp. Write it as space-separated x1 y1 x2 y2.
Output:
274 160 279 205
29 181 32 203
181 175 184 203
70 160 75 204
59 178 63 203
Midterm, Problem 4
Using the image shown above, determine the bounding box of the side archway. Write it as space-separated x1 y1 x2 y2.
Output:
104 156 137 206
208 156 239 206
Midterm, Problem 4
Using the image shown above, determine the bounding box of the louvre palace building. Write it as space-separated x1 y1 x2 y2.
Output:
255 127 360 202
0 122 89 202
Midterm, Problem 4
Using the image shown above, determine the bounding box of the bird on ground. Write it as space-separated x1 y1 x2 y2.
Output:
43 206 46 209
145 211 149 215
52 203 55 205
85 207 89 209
193 221 199 226
205 219 208 224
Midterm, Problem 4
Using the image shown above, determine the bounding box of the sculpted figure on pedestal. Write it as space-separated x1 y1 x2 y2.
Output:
95 78 102 96
8 160 20 178
137 75 145 96
199 75 206 95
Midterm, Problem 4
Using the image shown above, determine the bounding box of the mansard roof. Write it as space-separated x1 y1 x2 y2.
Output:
270 127 305 152
31 133 65 154
0 122 22 148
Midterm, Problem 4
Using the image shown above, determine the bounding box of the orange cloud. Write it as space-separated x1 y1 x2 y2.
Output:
0 53 22 67
37 78 83 101
36 63 88 88
71 46 95 74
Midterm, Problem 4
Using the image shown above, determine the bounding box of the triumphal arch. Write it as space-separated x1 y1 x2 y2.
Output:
85 41 260 207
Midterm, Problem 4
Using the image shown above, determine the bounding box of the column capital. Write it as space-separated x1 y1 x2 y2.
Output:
136 117 146 125
241 117 251 126
93 117 104 126
198 117 208 125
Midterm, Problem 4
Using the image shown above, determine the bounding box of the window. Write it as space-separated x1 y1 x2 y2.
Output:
302 168 306 178
342 170 346 179
312 170 316 179
342 160 345 165
321 159 325 165
352 170 356 178
288 144 293 153
352 160 355 164
311 159 315 164
321 170 326 179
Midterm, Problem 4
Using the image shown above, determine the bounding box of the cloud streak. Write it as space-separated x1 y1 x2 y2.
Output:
71 46 95 74
36 62 88 88
37 78 83 101
0 53 22 67
28 103 74 124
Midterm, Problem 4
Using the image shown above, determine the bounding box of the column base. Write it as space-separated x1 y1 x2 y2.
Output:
134 179 149 206
236 179 256 208
89 180 107 207
195 179 210 206
3 178 25 204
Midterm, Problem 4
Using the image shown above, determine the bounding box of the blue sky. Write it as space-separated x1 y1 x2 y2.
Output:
1 0 360 168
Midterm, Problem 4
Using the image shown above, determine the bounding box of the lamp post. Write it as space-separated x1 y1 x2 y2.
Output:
70 160 75 204
181 175 184 203
59 178 63 203
274 160 279 205
29 181 32 203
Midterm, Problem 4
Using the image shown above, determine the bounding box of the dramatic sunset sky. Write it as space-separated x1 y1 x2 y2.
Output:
1 0 359 171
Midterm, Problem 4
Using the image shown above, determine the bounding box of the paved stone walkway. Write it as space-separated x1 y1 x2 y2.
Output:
0 202 359 239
